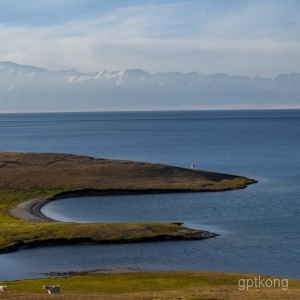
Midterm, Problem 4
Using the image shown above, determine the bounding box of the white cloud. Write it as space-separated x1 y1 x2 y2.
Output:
0 0 299 76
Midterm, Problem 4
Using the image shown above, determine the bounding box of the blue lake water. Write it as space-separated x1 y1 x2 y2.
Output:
0 110 299 280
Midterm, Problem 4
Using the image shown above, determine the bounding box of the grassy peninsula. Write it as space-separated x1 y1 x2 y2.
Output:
0 151 256 253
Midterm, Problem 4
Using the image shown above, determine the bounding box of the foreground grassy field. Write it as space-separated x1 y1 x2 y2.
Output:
1 271 299 299
0 152 255 253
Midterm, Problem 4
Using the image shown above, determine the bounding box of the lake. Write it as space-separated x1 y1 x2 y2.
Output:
0 110 299 280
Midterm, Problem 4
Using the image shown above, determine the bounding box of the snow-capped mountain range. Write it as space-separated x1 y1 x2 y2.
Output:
1 61 299 112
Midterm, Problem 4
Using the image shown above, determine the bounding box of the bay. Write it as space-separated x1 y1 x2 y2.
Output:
0 109 299 280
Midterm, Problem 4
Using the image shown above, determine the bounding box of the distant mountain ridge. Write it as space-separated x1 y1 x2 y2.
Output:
0 61 299 112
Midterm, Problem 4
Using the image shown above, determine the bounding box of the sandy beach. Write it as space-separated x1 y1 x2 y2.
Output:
10 197 57 222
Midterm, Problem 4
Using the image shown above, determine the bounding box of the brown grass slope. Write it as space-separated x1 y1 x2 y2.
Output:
0 152 255 191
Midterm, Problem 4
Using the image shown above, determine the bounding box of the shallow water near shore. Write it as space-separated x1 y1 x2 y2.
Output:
0 110 299 280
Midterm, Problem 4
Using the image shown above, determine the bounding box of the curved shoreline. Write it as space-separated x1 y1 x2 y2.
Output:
7 188 221 254
2 152 257 254
5 151 257 224
10 187 234 223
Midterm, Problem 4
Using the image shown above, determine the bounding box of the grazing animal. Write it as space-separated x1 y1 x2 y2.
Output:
0 285 7 292
43 285 60 294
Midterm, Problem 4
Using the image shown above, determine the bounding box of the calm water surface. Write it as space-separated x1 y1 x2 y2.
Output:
0 110 299 280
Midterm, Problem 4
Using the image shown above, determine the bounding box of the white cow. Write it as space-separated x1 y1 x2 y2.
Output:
43 285 60 294
0 285 7 292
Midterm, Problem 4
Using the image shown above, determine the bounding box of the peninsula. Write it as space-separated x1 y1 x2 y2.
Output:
0 152 256 253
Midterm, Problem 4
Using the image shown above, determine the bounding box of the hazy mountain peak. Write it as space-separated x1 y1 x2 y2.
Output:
0 61 299 112
0 61 48 73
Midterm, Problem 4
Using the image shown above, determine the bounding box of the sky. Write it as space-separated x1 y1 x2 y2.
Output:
0 0 299 77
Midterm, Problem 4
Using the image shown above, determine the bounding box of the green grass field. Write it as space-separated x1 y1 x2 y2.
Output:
1 271 299 299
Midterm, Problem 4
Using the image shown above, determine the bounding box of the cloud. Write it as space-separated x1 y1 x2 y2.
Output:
0 0 299 76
